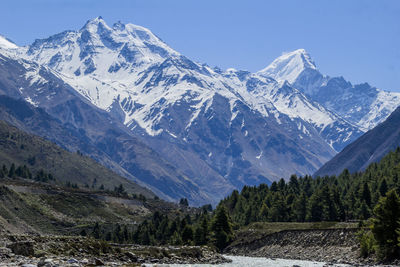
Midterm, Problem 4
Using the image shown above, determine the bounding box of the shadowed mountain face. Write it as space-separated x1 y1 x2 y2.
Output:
1 17 399 205
0 118 155 198
315 106 400 177
0 54 211 205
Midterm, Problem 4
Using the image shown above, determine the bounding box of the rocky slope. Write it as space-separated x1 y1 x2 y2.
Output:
0 235 228 266
225 228 367 265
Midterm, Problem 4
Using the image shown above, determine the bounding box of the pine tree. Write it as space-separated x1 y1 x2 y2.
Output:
268 194 286 222
194 215 209 245
360 182 372 207
371 189 400 259
123 225 129 242
212 205 233 251
277 178 286 191
140 228 151 245
194 226 203 246
169 219 178 237
105 232 112 241
357 201 371 220
307 191 323 221
179 198 189 207
92 222 100 239
136 222 151 245
114 224 123 242
288 174 299 194
321 186 337 221
180 217 188 231
379 179 388 197
270 182 278 192
293 192 307 222
156 216 170 244
8 163 15 178
171 231 182 245
2 164 8 175
181 225 194 244
115 184 125 195
258 203 269 221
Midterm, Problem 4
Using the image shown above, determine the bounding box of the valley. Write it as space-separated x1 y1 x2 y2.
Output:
0 10 400 266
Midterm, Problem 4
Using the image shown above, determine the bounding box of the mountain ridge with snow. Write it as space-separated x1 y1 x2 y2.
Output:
16 18 364 150
1 17 399 204
261 48 400 131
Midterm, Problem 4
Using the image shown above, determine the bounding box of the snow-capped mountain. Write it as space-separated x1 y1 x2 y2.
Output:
258 49 318 85
14 17 364 182
0 50 220 205
19 17 362 148
262 49 400 131
1 17 398 204
222 70 361 152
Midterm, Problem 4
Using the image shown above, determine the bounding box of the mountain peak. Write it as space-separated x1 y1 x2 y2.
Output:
81 17 168 48
81 16 110 31
87 16 105 23
258 49 317 84
24 16 180 83
0 34 18 49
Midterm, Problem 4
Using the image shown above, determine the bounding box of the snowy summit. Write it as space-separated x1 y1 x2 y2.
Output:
258 49 317 84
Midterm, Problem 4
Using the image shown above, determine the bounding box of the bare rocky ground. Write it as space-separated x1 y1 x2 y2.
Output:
225 228 400 267
0 235 229 266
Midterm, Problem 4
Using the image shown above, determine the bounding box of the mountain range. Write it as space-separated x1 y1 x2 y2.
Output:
0 51 206 204
0 17 399 205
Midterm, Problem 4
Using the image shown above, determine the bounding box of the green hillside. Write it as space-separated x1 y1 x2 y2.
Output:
0 120 154 198
0 182 150 235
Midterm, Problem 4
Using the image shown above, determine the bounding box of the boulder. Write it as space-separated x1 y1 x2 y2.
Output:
7 241 34 256
94 258 104 266
125 251 138 262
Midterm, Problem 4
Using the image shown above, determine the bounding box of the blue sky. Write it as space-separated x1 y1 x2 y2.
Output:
1 0 399 91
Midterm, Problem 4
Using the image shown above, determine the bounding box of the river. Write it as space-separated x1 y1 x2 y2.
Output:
145 255 352 266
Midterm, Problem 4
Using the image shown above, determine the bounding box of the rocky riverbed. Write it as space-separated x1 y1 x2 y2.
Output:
0 234 229 266
3 229 400 266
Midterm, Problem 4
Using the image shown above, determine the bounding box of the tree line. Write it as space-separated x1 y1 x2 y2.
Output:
0 162 55 182
88 205 233 251
217 147 400 260
219 148 400 225
83 147 400 258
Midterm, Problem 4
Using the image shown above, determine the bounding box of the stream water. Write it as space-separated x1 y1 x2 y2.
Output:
145 255 352 267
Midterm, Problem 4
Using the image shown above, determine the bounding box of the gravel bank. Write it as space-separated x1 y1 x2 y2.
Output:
225 228 399 266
